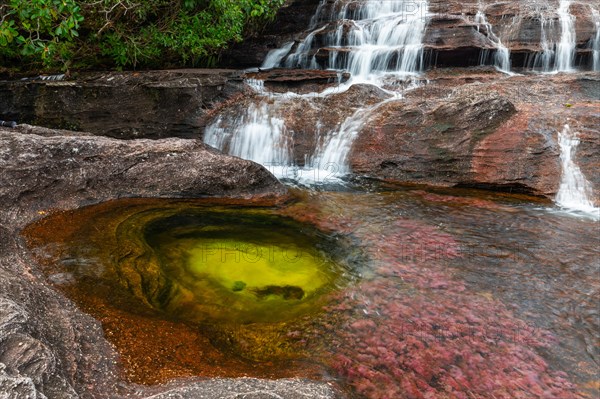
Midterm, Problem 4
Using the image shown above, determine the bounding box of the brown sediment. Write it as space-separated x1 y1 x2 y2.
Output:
58 281 325 385
23 197 327 386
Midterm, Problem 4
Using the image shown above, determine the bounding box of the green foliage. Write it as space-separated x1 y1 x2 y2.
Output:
0 0 285 70
0 0 83 68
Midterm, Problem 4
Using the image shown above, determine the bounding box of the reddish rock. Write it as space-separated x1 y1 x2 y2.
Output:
470 105 558 196
348 72 600 203
350 84 517 188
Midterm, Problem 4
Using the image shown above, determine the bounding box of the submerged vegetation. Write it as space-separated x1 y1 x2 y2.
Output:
0 0 284 71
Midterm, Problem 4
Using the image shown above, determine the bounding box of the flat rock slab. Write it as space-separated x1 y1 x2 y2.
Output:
244 69 351 93
0 125 286 222
0 70 245 140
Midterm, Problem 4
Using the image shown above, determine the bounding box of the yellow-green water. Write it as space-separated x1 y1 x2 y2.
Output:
27 202 354 365
141 210 348 324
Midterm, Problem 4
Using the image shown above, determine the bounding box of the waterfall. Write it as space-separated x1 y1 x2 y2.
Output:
204 0 430 184
284 26 325 70
554 0 575 72
262 42 294 69
526 1 576 73
308 98 387 176
555 125 599 217
283 0 429 81
591 7 600 71
310 110 366 175
204 102 291 173
474 2 511 73
533 10 555 72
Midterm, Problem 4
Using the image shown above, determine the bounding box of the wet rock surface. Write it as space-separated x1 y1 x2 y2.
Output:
1 67 597 205
350 71 600 202
243 68 351 93
229 0 600 70
206 69 599 204
0 126 341 398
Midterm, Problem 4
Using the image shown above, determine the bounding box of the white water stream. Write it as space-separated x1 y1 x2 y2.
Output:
283 0 429 82
555 124 599 218
554 0 576 72
591 6 600 71
527 0 577 72
204 102 291 169
308 96 399 176
205 0 430 184
532 8 555 72
262 42 294 69
474 1 511 73
204 1 598 214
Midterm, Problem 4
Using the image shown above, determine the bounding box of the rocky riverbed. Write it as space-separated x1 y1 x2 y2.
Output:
0 125 344 398
4 69 597 204
0 1 598 397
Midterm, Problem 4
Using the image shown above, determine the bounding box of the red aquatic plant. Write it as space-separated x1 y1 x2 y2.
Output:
308 217 582 399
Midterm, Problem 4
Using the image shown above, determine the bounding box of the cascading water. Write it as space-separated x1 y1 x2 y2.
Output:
529 7 555 72
309 97 397 176
554 0 576 72
283 0 429 82
204 102 291 170
310 108 371 176
262 42 294 69
283 26 325 70
527 0 576 72
555 124 599 218
204 0 429 183
591 6 600 71
474 1 511 73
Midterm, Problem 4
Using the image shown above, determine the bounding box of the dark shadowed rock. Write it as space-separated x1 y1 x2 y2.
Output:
423 15 494 67
0 70 245 140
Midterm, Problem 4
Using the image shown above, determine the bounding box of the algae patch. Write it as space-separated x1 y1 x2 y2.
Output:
139 210 348 324
25 200 354 363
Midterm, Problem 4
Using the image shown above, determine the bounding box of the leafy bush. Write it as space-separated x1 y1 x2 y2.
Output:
0 0 284 71
0 0 84 68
